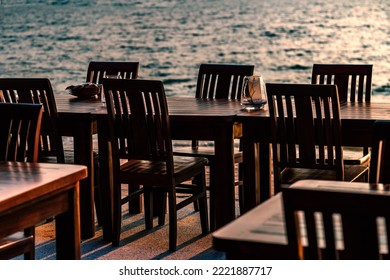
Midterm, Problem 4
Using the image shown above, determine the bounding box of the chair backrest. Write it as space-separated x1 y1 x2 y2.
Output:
311 64 372 103
282 185 390 259
266 83 343 192
0 103 43 162
86 61 140 84
0 78 65 163
102 78 174 178
195 63 254 99
369 120 390 184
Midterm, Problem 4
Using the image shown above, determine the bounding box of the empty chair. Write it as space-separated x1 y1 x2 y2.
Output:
369 120 390 184
174 63 254 228
311 64 372 103
311 64 373 165
0 78 65 163
266 83 368 193
195 63 254 99
86 61 139 84
86 61 140 217
102 78 209 251
282 184 390 259
0 102 43 260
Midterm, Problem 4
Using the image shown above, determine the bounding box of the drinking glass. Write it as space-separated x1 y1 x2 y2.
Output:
241 75 267 111
101 73 122 106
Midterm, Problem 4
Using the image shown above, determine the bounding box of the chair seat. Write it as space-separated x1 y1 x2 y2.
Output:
280 165 369 184
120 156 208 185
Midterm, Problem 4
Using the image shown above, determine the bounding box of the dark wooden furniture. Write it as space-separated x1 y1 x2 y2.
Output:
236 100 390 212
283 182 390 259
86 61 139 83
311 64 373 165
370 120 390 183
311 64 373 103
174 63 254 229
267 83 368 193
0 78 94 240
86 61 140 217
0 161 87 259
0 78 65 163
102 78 209 251
195 63 254 99
212 180 390 260
54 94 242 240
0 102 43 260
0 103 42 163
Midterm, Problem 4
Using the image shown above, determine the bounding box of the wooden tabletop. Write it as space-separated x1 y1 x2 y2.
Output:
0 161 87 214
0 161 87 259
55 94 243 117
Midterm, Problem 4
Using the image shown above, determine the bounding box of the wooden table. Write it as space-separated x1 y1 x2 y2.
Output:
236 102 390 213
54 94 243 240
212 179 389 260
0 161 87 259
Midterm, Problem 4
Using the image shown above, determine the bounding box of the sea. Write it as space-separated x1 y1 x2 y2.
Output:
0 0 389 100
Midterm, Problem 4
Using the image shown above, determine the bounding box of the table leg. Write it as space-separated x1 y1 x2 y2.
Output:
73 121 95 240
214 124 235 229
55 183 81 260
97 119 113 242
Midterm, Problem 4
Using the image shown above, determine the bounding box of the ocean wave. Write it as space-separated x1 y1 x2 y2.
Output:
161 78 193 85
0 0 388 98
274 65 311 71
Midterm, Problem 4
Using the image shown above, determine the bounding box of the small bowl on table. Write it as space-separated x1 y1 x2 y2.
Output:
66 83 101 99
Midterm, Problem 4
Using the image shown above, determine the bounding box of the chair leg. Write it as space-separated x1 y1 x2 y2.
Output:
208 164 216 231
112 182 122 247
168 190 177 251
194 173 209 234
128 184 142 214
193 177 200 212
156 190 167 226
144 189 153 230
238 185 245 216
93 155 103 226
94 184 103 227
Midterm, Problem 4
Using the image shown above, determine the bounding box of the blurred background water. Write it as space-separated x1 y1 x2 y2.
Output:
0 0 389 100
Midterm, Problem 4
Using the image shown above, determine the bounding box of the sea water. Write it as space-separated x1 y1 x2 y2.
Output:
0 0 389 100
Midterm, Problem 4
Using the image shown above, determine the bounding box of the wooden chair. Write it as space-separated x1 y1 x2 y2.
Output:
311 64 373 166
173 63 254 227
0 102 43 260
311 64 373 103
102 78 209 251
86 61 139 84
369 120 390 184
0 78 65 163
266 83 368 194
282 185 390 259
86 61 140 218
